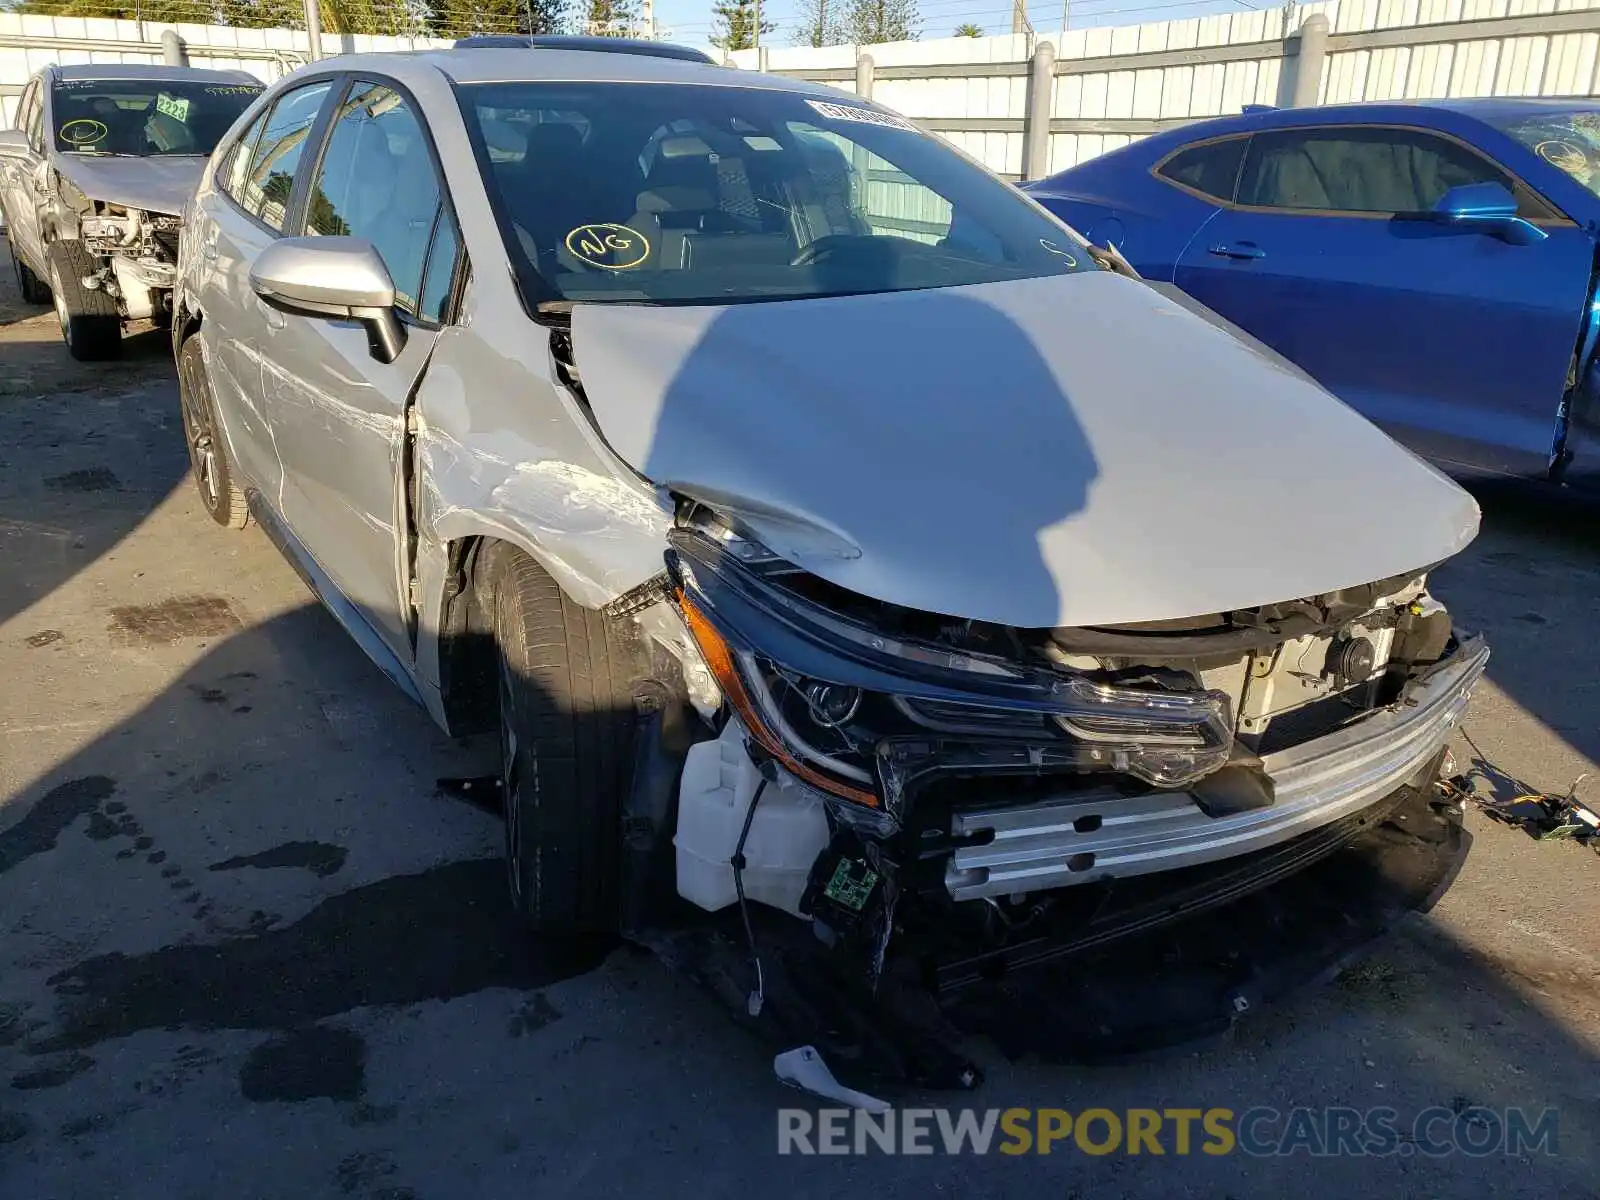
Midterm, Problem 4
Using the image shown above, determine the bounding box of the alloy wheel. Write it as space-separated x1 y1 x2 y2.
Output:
178 351 220 504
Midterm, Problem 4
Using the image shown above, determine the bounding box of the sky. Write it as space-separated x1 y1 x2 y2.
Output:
655 0 1277 52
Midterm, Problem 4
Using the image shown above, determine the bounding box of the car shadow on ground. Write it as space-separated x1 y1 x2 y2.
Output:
0 243 182 628
1432 481 1600 773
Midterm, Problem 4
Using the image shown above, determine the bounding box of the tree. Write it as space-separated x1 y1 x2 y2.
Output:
583 0 636 36
431 0 569 37
844 0 917 44
320 0 413 35
953 21 981 36
710 0 772 50
790 0 844 46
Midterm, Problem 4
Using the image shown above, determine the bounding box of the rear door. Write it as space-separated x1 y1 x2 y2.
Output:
198 79 336 506
262 79 463 666
1174 123 1594 477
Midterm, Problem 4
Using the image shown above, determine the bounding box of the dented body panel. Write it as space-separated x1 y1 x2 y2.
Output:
408 316 671 702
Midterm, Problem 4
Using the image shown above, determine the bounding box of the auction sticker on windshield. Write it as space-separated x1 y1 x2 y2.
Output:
805 100 917 133
156 92 191 122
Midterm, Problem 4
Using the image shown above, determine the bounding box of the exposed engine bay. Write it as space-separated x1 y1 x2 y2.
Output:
71 200 181 321
652 502 1486 995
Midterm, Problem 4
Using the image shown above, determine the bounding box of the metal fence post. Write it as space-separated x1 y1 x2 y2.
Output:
303 0 324 62
1022 39 1055 181
1291 13 1330 107
159 29 187 67
855 51 874 100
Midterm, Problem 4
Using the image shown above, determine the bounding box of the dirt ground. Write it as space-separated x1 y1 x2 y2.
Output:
1 244 1598 1198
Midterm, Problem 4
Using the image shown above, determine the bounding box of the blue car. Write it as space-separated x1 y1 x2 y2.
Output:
1025 99 1600 494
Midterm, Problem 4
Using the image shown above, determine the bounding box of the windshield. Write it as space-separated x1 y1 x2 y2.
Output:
1487 105 1600 198
459 82 1094 307
50 78 264 156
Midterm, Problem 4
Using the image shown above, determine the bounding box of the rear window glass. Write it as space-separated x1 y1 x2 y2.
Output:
1156 137 1246 202
236 81 333 232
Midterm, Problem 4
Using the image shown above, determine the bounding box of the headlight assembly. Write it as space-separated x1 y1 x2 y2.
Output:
668 528 1235 811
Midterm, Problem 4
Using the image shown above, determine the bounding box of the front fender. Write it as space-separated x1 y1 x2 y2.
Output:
411 323 672 696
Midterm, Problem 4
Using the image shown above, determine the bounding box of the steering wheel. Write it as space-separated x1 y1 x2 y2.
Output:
790 233 877 267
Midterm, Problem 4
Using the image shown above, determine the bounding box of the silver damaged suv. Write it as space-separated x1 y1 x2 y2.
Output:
173 48 1488 992
0 64 263 359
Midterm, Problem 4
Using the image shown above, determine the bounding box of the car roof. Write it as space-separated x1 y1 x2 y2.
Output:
1402 95 1600 119
309 47 837 96
47 63 261 84
1055 95 1600 172
451 35 717 64
1180 96 1600 137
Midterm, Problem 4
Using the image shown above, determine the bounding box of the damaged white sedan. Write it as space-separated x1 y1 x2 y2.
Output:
175 48 1487 995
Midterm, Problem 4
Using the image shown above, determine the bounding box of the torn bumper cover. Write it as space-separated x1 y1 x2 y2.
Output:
946 636 1489 899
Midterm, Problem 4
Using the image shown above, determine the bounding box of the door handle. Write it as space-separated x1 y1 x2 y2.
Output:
200 242 218 261
1208 243 1265 260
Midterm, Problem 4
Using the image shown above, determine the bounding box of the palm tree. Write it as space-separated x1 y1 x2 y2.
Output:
953 21 982 36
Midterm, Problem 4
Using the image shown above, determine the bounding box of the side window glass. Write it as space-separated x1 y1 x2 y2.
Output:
418 205 461 324
220 108 269 203
239 81 332 232
305 82 440 315
22 84 43 151
1238 126 1539 216
1156 137 1246 202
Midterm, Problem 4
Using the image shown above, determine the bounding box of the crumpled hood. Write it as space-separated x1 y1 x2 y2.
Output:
52 153 202 217
572 271 1479 629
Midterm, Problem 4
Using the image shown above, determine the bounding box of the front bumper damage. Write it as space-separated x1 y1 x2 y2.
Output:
946 636 1488 899
629 520 1487 1086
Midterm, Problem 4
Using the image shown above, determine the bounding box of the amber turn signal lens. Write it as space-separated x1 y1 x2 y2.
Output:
677 590 879 808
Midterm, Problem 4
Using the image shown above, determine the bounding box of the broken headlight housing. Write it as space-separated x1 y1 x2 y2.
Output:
666 527 1234 811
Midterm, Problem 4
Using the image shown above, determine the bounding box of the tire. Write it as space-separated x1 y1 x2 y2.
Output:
8 234 50 305
47 240 120 361
490 547 639 936
177 335 250 529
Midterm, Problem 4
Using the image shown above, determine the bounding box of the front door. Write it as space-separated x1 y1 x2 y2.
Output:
262 80 462 666
1 81 46 273
1175 124 1594 478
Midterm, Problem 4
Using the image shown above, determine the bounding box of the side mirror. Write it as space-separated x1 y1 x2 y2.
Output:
1431 181 1547 246
249 236 406 363
0 130 29 159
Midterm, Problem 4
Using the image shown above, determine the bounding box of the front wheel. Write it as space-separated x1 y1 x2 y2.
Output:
490 547 639 935
47 241 120 361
